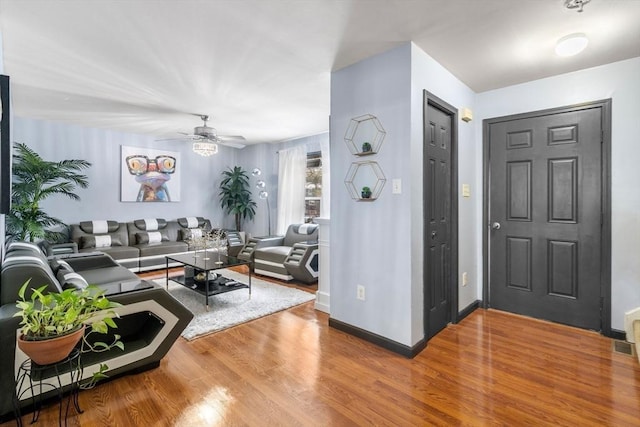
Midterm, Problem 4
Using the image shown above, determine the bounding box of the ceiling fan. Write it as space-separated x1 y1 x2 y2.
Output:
159 114 247 156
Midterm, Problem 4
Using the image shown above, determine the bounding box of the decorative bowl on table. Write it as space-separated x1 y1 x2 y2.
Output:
193 271 219 291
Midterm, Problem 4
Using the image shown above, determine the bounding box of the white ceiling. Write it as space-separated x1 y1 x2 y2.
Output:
1 0 638 145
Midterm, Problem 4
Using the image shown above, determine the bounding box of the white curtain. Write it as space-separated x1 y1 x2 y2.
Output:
276 145 307 235
320 136 330 218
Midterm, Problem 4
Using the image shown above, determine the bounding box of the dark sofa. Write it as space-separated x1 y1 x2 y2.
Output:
68 217 244 272
0 241 194 418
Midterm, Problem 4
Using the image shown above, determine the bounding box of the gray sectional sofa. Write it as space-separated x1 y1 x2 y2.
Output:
0 241 194 419
67 217 243 272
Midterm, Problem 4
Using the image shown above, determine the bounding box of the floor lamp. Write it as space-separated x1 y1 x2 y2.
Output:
252 168 272 236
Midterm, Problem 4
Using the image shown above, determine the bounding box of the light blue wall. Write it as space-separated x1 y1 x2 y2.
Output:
330 43 640 343
13 117 240 230
330 42 478 347
330 43 414 345
238 132 328 238
476 57 640 331
11 117 329 239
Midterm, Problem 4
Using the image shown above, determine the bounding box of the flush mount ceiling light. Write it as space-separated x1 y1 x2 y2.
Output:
555 33 589 57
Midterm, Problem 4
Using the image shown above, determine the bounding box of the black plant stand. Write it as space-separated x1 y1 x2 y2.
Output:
13 349 83 427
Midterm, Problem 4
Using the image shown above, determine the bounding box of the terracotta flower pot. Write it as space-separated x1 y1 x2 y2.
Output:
17 325 85 365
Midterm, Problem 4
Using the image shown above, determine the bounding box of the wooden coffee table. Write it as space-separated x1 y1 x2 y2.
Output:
165 251 252 310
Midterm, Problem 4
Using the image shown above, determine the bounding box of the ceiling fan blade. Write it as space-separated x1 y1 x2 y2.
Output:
155 137 189 142
159 114 246 148
217 135 246 142
217 140 246 149
155 134 204 142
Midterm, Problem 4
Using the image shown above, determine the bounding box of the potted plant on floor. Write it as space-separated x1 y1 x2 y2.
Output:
14 279 123 382
219 166 257 232
7 142 92 242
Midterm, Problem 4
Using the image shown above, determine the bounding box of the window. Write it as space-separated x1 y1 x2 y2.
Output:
305 151 322 222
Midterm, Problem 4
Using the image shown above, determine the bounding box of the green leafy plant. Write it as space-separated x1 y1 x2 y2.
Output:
362 142 372 152
7 142 92 242
14 279 124 386
361 186 372 198
219 166 257 231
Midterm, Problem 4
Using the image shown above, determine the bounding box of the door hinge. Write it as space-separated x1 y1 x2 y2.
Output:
601 130 604 143
600 297 604 318
600 297 604 330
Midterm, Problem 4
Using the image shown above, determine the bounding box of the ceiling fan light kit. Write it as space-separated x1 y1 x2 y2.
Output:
192 141 219 156
157 114 247 155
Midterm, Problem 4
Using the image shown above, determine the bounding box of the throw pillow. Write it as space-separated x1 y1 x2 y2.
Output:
60 272 89 290
50 259 72 275
81 235 122 249
181 228 204 241
55 262 87 290
136 231 167 244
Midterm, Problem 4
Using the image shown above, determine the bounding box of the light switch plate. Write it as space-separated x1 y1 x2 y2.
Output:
462 183 470 198
392 179 401 194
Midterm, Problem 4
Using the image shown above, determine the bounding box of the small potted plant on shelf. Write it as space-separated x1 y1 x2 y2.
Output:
14 279 124 383
361 186 372 199
361 142 372 153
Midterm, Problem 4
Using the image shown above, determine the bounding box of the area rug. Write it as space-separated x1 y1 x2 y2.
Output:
156 269 316 340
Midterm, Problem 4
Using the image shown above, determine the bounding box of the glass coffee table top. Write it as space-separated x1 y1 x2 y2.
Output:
166 252 249 270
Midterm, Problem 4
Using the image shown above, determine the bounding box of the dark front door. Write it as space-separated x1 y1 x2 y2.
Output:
424 101 453 339
487 105 604 330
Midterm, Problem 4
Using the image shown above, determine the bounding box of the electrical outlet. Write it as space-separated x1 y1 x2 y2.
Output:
462 272 468 286
357 285 365 301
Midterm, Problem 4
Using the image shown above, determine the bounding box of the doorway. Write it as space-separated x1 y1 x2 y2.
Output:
423 91 458 340
483 100 611 333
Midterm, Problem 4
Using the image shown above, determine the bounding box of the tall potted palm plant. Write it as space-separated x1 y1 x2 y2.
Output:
219 166 256 232
7 142 92 242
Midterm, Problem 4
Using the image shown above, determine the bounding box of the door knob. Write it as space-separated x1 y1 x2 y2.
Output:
491 222 501 230
431 231 437 239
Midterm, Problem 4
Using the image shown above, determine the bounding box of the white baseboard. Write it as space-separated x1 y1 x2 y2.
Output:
314 290 330 314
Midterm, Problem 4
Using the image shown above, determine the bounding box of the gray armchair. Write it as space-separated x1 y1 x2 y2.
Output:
238 224 319 283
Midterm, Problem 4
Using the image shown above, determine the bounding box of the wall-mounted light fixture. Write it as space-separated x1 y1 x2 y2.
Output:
252 168 272 236
461 107 473 123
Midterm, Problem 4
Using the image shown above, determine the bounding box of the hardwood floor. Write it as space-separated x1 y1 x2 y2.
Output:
4 285 639 425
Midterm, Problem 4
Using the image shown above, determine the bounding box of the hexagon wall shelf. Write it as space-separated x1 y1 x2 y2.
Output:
344 114 386 156
344 160 386 201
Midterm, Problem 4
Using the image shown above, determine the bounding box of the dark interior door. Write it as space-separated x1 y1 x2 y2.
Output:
488 106 603 330
425 103 452 339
